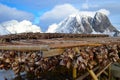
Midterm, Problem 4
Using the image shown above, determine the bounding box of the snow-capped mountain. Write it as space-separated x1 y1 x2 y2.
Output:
47 12 119 36
0 20 42 35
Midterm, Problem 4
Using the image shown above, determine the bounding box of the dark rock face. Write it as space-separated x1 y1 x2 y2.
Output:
114 31 120 37
92 12 117 33
81 17 93 33
67 17 83 33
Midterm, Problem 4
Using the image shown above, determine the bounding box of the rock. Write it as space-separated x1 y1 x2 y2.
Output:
111 62 120 78
92 12 117 33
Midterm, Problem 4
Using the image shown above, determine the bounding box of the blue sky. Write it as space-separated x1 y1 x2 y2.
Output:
0 0 120 32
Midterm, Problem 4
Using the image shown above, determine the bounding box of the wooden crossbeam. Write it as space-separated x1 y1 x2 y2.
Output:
76 62 112 80
0 45 49 51
50 43 102 49
96 62 112 77
76 66 99 80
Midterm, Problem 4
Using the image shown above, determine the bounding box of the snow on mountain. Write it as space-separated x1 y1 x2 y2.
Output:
47 11 118 36
0 20 42 35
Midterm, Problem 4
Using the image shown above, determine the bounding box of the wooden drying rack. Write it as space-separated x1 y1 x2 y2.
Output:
0 33 119 80
0 43 114 80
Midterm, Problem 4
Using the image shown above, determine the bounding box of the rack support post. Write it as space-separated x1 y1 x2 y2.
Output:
87 68 98 80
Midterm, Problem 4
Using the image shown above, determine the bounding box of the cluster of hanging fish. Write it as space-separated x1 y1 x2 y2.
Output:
60 44 119 70
0 44 119 78
0 51 60 78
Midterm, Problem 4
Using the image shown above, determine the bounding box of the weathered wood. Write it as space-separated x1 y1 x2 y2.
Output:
0 45 49 51
43 49 64 57
96 62 112 77
50 43 102 49
73 66 77 80
0 33 109 43
0 43 102 51
76 66 99 80
103 71 108 76
87 68 98 80
0 33 119 80
108 64 111 80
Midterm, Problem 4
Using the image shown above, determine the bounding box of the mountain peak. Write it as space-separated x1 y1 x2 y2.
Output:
93 12 117 33
95 12 106 16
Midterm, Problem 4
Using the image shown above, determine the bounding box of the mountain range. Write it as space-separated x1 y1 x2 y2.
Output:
0 12 119 36
47 12 120 36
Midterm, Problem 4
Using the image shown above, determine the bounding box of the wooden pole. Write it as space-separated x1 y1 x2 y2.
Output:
87 68 98 80
108 64 111 80
73 66 77 80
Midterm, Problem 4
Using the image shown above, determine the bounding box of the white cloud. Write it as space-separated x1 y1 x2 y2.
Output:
0 20 42 34
46 24 58 33
98 9 110 15
78 11 96 17
40 4 79 20
77 9 110 17
40 4 109 22
0 4 34 22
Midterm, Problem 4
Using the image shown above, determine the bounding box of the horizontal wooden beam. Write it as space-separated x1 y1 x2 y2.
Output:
0 45 49 51
43 49 64 57
0 43 102 51
50 43 102 49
